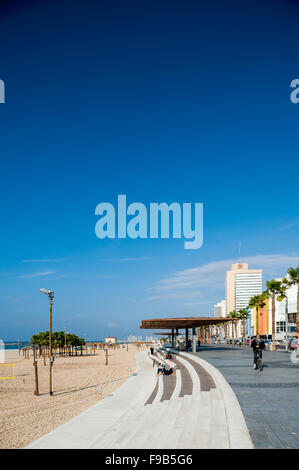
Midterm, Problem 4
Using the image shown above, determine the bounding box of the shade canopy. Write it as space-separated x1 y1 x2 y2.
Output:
140 317 231 330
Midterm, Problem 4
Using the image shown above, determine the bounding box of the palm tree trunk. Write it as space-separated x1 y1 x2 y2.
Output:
297 283 299 342
224 325 227 344
256 308 259 335
232 321 235 346
243 318 246 347
272 294 276 351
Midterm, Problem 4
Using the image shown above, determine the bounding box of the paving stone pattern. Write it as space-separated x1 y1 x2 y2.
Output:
192 344 299 449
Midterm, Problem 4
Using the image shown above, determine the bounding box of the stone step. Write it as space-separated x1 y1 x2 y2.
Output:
176 395 201 448
144 397 185 449
209 388 229 449
124 400 177 449
104 403 158 449
191 391 212 449
170 369 182 399
152 374 164 404
94 373 164 448
175 355 200 395
117 402 168 449
161 395 194 449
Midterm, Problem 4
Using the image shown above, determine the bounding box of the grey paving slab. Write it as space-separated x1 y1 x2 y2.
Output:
192 344 299 449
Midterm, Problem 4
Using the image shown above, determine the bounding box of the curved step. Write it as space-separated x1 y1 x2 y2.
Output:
191 391 211 448
209 388 229 449
124 400 175 449
144 376 159 405
176 355 200 395
180 354 216 391
142 398 185 449
176 395 201 449
153 374 164 405
180 352 253 449
170 369 181 400
162 395 194 449
161 370 176 402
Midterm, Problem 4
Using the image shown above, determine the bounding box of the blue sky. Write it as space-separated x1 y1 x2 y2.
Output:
1 0 299 340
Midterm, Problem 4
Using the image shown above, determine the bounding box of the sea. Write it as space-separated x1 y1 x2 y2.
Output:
1 340 132 350
1 341 30 350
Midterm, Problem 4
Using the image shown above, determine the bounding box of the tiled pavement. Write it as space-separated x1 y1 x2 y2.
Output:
192 344 299 449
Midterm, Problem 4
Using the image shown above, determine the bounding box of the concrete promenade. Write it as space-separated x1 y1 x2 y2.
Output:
26 349 253 449
192 344 299 449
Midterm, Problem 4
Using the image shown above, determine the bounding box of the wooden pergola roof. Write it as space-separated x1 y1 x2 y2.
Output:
140 317 231 330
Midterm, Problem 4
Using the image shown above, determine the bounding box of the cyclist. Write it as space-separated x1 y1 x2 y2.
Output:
251 335 265 369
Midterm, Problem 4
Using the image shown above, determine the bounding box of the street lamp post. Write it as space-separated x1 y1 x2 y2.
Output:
64 328 67 356
40 288 54 395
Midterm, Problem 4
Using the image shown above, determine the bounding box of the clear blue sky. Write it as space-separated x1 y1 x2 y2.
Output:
1 0 299 340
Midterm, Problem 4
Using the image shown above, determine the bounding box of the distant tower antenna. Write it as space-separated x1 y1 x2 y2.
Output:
238 241 241 261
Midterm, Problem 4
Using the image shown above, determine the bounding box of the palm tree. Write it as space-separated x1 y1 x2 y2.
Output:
223 322 228 344
238 308 250 347
227 310 238 345
224 322 228 345
265 280 287 351
249 295 259 333
249 293 267 336
220 322 228 345
284 267 299 341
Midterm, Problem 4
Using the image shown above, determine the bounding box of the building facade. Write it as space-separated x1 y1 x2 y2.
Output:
214 300 226 318
105 336 117 344
251 278 298 340
226 263 263 314
226 263 262 337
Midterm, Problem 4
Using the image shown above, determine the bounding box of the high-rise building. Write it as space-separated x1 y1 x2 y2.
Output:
226 263 262 314
214 300 226 318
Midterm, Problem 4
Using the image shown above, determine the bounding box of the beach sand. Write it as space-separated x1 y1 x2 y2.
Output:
0 345 143 449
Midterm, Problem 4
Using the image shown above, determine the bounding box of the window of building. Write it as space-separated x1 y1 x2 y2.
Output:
276 321 286 333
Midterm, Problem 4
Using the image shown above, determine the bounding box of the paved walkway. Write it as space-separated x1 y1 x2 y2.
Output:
192 344 299 449
26 349 253 449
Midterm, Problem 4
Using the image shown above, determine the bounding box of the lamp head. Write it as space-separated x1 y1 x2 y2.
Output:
40 288 49 295
40 288 54 299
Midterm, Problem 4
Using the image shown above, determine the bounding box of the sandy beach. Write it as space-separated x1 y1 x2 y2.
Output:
0 345 142 449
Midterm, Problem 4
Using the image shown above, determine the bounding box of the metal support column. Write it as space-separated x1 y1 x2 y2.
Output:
192 326 197 352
